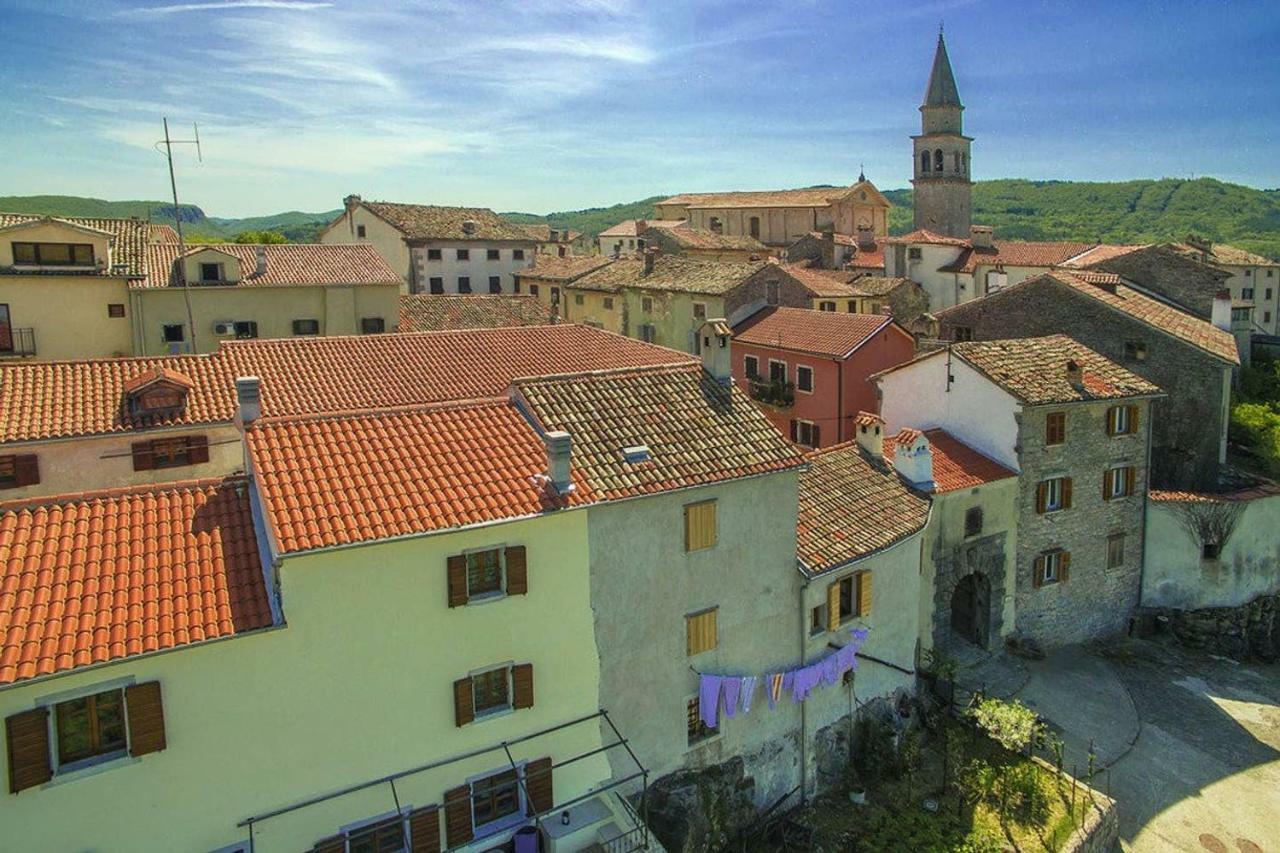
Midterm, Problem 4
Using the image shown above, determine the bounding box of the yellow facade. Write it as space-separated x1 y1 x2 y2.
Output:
0 509 610 852
809 295 884 314
623 289 726 353
320 208 413 292
0 274 134 359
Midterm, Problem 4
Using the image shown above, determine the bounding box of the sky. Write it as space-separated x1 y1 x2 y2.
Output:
0 0 1277 218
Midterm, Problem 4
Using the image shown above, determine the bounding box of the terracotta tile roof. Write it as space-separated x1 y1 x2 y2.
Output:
848 241 887 270
1148 481 1280 503
1061 244 1146 267
514 224 581 243
515 364 806 500
598 219 685 238
398 295 553 332
141 243 402 288
781 263 861 297
148 224 179 243
0 213 151 278
938 241 1096 274
361 202 536 242
569 255 768 296
645 226 767 251
246 401 592 554
950 335 1163 405
120 366 195 395
659 181 890 210
567 258 644 293
733 306 893 358
884 228 971 248
851 275 912 297
883 428 1016 493
797 441 930 575
515 254 615 282
1168 241 1278 268
0 477 273 685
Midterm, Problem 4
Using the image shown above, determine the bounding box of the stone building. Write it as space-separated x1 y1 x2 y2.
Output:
911 32 972 239
935 269 1239 490
1170 236 1280 335
639 223 769 262
785 229 885 274
876 336 1162 646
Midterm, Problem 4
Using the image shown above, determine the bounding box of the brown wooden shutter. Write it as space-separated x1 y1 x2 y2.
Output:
1129 405 1140 434
826 581 841 631
1125 466 1136 496
125 681 166 756
453 677 474 727
790 419 798 442
1105 407 1116 437
444 785 473 848
1034 482 1047 514
313 835 346 853
525 756 554 816
1062 477 1073 509
447 555 468 608
1102 471 1112 501
409 805 441 853
1032 555 1045 589
13 455 39 487
512 663 534 710
186 435 210 464
6 707 51 794
812 423 821 447
857 571 872 617
504 546 527 596
1060 551 1071 583
131 441 155 471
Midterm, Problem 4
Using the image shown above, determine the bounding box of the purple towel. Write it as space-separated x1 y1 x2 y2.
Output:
699 674 723 729
740 676 758 714
721 678 742 718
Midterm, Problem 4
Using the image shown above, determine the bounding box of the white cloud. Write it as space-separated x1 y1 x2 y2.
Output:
123 0 332 15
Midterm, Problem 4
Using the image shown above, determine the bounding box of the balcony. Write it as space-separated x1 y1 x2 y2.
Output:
748 377 795 409
0 327 36 358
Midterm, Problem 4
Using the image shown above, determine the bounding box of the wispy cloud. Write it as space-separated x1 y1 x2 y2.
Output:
122 0 331 15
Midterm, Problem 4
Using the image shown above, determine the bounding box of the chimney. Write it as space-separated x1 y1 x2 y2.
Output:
856 224 876 251
236 376 262 424
254 246 267 276
1065 359 1083 389
853 411 884 458
970 225 994 250
343 194 362 214
461 219 477 236
820 227 836 269
699 319 732 385
544 431 574 495
643 246 660 275
635 219 647 235
892 429 935 491
1211 289 1232 332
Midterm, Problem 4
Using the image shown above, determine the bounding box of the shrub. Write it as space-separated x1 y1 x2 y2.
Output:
967 697 1042 753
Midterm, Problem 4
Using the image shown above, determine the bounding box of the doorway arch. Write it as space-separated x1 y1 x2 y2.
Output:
950 572 991 648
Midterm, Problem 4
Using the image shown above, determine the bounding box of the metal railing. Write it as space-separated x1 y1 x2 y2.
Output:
0 327 36 357
747 378 794 408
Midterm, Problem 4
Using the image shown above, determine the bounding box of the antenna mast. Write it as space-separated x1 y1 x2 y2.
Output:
159 118 203 354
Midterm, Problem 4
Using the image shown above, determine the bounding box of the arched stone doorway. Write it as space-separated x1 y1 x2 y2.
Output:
950 572 991 648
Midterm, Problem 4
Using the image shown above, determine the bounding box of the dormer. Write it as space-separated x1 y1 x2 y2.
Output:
122 367 195 419
181 247 242 285
0 217 114 272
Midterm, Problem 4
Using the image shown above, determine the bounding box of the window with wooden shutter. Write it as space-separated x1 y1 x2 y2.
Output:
408 805 441 853
525 756 554 816
453 677 475 727
186 435 210 464
125 681 166 757
684 500 717 551
826 582 842 631
6 707 51 793
447 555 468 607
1045 412 1066 445
686 608 718 655
131 441 155 471
1062 477 1073 509
504 546 527 596
1107 534 1125 569
512 663 534 709
857 571 872 617
312 834 346 853
0 454 39 490
444 785 474 848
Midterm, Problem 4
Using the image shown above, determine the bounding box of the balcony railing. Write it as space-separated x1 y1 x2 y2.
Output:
0 327 36 357
748 378 795 408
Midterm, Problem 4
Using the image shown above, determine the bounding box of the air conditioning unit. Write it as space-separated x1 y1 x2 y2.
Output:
212 320 236 336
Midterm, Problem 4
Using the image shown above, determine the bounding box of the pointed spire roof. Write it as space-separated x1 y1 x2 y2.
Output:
922 32 962 108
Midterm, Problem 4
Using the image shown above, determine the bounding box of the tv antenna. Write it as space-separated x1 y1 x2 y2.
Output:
155 118 203 354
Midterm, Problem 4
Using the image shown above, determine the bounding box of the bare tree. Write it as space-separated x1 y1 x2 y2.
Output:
1173 499 1246 559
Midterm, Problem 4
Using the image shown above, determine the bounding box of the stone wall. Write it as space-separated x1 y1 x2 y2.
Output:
1143 591 1280 661
1028 755 1120 853
930 530 1011 649
1093 245 1229 319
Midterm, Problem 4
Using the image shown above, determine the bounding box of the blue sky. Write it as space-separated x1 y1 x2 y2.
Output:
0 0 1276 217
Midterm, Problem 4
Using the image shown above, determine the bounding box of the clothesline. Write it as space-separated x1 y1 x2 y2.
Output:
694 628 869 729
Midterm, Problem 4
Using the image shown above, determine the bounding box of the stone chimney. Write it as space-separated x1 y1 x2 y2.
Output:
820 228 836 269
643 246 660 275
970 225 994 250
461 219 477 236
635 219 648 235
853 411 884 458
254 246 267 276
236 376 262 424
343 194 362 214
1211 289 1232 332
1065 359 1083 390
892 429 934 491
856 224 876 251
544 431 574 495
699 319 732 385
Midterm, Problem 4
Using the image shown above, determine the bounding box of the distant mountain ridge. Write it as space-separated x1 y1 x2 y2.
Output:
3 178 1278 258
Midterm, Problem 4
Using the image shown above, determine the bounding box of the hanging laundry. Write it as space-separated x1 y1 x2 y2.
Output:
766 673 785 710
740 676 758 715
699 674 723 729
721 678 742 718
791 661 824 703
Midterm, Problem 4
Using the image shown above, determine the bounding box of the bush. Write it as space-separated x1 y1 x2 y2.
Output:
967 698 1042 753
1231 401 1280 474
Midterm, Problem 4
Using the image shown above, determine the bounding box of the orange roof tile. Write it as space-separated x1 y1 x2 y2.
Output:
120 366 195 395
938 241 1096 274
515 254 615 282
884 228 971 247
781 263 862 298
883 429 1016 493
950 335 1163 405
0 478 273 685
398 294 553 331
142 243 402 288
733 306 895 358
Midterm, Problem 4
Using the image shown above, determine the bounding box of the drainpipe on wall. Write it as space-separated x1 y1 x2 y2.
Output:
835 357 845 444
1137 401 1155 614
797 574 809 803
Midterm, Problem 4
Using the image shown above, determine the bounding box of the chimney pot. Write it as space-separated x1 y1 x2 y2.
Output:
853 411 885 457
545 431 574 495
462 219 477 235
699 319 732 385
891 429 934 491
1065 359 1083 388
1211 289 1233 332
970 225 994 250
254 246 267 276
643 247 659 275
236 376 262 424
856 224 876 251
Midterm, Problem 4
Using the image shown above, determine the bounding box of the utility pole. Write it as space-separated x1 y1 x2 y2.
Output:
158 118 202 353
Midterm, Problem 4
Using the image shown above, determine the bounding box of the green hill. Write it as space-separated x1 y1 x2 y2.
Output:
502 196 665 238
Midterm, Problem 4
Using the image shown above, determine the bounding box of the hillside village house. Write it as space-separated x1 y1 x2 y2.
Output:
730 307 915 448
780 263 931 334
595 219 684 257
398 294 553 332
1171 235 1280 335
320 196 538 295
876 336 1161 646
513 255 617 328
785 229 886 275
935 269 1239 490
638 223 770 262
518 223 584 257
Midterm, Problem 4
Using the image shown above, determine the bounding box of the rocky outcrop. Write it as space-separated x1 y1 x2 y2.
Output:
1148 591 1280 661
644 757 757 853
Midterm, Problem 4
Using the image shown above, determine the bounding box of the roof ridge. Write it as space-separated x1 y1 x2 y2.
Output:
512 360 697 387
247 396 512 429
0 474 246 514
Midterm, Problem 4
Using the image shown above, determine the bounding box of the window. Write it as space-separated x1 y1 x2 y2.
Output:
819 301 836 312
153 437 192 468
131 436 208 471
512 249 525 260
1107 405 1137 436
709 216 723 234
1124 341 1148 361
361 317 386 334
953 151 962 173
344 815 404 852
1202 541 1221 560
1045 411 1066 446
529 284 540 297
472 768 521 829
292 319 320 336
796 365 813 393
427 248 442 261
684 499 717 551
55 688 127 767
769 360 787 384
429 276 444 294
233 320 258 339
1245 270 1252 278
458 276 472 293
550 286 560 305
921 151 931 173
964 506 983 538
686 608 718 656
0 454 38 490
693 302 707 320
953 326 972 342
934 148 944 171
642 297 653 313
470 667 510 716
687 697 714 745
199 262 222 283
793 419 819 447
639 324 656 343
1267 288 1275 301
744 355 759 379
749 216 760 239
464 548 504 598
1107 534 1126 569
489 276 502 294
847 301 857 313
1034 550 1069 586
574 293 584 306
908 247 922 260
558 247 567 257
1267 312 1273 324
823 572 871 631
810 603 827 636
0 303 10 352
603 297 614 310
456 249 470 261
1243 287 1255 300
162 324 184 343
11 242 94 266
107 303 125 318
487 249 500 260
356 224 367 238
1036 477 1071 513
1104 466 1136 500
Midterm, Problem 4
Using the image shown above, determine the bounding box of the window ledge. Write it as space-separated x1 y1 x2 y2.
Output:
473 706 516 725
45 752 138 788
466 591 508 607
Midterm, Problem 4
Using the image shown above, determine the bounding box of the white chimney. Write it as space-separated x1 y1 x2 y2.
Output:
892 429 934 491
236 376 262 424
699 319 732 385
970 226 994 249
1065 359 1083 390
853 411 884 458
461 219 478 236
255 246 267 276
545 431 574 495
1211 289 1232 332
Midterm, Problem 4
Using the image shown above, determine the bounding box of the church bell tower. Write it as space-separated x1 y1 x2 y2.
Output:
911 31 972 238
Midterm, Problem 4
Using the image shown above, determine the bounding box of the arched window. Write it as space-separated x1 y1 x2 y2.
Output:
749 216 760 239
953 152 962 173
921 151 931 173
934 149 944 171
